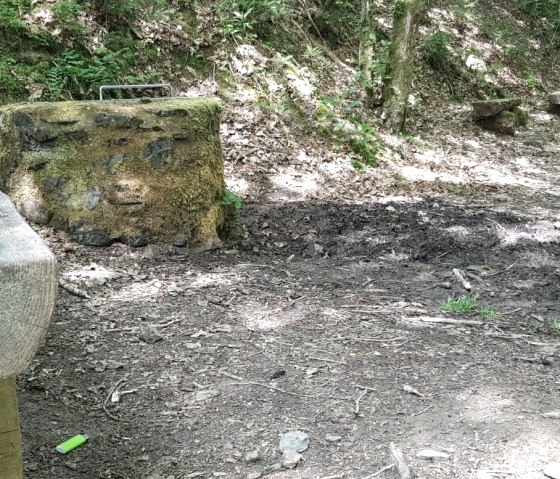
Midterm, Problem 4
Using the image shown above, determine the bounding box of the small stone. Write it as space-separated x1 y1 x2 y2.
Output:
247 473 262 479
139 324 163 343
325 434 342 443
121 233 150 247
173 235 187 247
104 153 125 175
545 462 560 479
195 389 220 402
265 463 282 473
548 92 560 105
416 449 450 460
71 226 111 246
282 450 302 469
142 137 173 169
211 324 232 333
245 450 260 463
279 431 310 453
523 140 544 149
62 243 75 252
83 186 102 210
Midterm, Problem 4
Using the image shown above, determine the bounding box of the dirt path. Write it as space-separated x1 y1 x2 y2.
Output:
19 103 560 479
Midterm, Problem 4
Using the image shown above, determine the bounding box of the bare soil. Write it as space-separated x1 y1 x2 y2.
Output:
19 99 560 479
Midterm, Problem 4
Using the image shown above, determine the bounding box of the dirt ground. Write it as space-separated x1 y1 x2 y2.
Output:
19 99 560 479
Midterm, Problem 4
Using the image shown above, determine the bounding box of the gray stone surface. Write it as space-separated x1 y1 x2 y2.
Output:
279 431 310 453
282 450 302 469
142 138 173 169
104 153 125 175
472 98 522 120
70 225 111 246
548 92 560 105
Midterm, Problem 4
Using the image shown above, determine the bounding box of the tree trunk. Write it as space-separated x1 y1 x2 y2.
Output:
358 0 376 106
382 0 429 132
0 378 23 479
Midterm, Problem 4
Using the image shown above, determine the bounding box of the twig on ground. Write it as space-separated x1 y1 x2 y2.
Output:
402 317 483 326
103 377 127 421
333 336 407 342
412 404 433 416
403 385 427 399
59 279 90 298
487 261 517 276
354 389 368 415
308 356 348 365
389 443 411 479
356 385 376 393
452 268 472 290
219 370 244 381
230 381 322 399
159 318 182 329
360 464 395 479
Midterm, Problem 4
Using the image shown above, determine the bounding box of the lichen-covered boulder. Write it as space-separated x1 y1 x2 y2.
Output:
472 98 522 120
0 99 237 248
549 91 560 113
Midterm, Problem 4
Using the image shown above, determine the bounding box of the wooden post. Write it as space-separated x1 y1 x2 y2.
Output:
0 192 57 477
0 378 23 479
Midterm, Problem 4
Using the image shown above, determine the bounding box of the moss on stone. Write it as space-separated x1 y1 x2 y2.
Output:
0 98 237 248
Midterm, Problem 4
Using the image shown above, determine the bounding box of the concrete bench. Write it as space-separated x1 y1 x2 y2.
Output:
0 192 57 479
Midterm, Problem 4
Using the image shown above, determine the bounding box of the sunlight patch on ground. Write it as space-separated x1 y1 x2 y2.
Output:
226 177 249 196
233 303 305 331
401 165 467 184
493 220 560 246
458 387 517 422
270 167 320 196
486 426 560 479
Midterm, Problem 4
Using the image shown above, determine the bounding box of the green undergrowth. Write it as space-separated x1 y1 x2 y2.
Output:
442 296 498 320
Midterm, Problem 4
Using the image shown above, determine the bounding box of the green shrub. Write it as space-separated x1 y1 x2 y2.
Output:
219 0 295 39
44 48 135 100
420 31 455 75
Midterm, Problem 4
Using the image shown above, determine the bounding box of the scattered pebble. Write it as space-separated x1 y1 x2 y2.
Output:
195 389 220 402
282 450 302 469
247 473 262 479
139 324 163 343
325 434 342 443
542 411 560 419
211 324 233 333
416 449 450 460
270 369 286 379
279 431 310 453
245 450 260 463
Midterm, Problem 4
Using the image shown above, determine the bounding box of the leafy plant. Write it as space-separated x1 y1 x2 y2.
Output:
442 296 499 319
219 0 295 39
316 94 380 171
518 0 560 46
442 296 478 314
521 73 545 92
477 304 498 320
548 319 560 334
221 189 242 210
44 48 135 100
420 31 456 76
